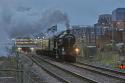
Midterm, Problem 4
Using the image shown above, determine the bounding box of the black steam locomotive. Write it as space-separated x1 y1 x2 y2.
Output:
36 29 79 62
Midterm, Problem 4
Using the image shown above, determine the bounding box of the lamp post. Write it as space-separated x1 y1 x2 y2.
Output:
42 37 44 49
12 39 19 69
12 39 22 83
81 34 86 56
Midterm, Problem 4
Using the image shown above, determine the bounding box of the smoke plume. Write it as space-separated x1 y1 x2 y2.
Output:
39 9 70 30
0 6 70 56
8 9 70 38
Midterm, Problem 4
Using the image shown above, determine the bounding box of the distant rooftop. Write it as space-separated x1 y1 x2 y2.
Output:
112 8 125 21
115 8 125 11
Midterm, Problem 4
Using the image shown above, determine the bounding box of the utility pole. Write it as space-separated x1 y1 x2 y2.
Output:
94 27 97 46
112 25 115 50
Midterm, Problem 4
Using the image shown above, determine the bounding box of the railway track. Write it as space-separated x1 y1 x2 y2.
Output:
34 55 125 83
30 55 97 83
71 62 125 80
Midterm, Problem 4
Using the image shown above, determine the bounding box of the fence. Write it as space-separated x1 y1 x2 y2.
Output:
0 77 16 83
0 69 42 83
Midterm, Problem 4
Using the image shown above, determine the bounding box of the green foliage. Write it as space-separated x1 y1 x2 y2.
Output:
95 51 119 67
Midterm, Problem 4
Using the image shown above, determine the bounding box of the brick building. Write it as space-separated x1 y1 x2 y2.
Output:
112 8 125 43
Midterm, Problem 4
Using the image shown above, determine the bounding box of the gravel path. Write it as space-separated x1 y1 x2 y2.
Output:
33 55 91 83
20 54 62 83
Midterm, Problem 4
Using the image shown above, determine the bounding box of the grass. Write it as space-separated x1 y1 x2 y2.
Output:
79 49 122 68
95 51 119 67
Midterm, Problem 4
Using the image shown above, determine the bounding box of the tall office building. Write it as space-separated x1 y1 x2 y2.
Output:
112 8 125 29
112 8 125 42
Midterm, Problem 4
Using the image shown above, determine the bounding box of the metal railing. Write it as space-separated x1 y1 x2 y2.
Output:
0 69 17 83
0 69 41 83
0 77 16 83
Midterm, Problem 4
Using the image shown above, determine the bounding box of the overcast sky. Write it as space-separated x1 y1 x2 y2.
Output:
1 0 125 25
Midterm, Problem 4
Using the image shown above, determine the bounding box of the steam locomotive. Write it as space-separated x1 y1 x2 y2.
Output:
36 29 79 62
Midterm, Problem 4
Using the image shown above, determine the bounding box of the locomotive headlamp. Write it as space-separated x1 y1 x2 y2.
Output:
75 48 80 54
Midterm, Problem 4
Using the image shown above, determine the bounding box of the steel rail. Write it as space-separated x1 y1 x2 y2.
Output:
33 55 97 83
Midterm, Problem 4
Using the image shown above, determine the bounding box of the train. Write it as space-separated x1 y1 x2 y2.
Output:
36 29 79 62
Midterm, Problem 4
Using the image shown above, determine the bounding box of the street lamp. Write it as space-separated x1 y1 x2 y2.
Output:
12 39 20 69
30 47 34 53
37 37 40 39
18 47 22 52
43 36 44 39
